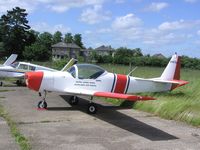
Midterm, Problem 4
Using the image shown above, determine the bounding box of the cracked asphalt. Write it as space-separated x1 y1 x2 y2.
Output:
0 86 200 150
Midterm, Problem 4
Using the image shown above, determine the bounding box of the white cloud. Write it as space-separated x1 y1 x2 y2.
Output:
31 22 71 34
97 28 111 33
112 13 142 30
145 2 169 12
0 0 38 14
158 20 200 31
80 5 110 24
115 0 125 4
0 0 105 14
197 30 200 35
108 13 199 48
46 0 105 13
194 40 200 45
185 0 198 3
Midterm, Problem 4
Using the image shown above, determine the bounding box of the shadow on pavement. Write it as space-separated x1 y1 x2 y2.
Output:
47 95 178 141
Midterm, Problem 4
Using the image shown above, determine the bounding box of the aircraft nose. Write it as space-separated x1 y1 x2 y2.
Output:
25 72 44 91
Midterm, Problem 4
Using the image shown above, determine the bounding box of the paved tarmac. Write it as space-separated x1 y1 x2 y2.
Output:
0 86 200 150
0 117 20 150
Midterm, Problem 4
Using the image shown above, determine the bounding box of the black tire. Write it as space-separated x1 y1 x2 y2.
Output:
0 82 3 86
69 96 79 105
38 92 42 97
37 101 47 109
87 103 97 114
16 80 22 86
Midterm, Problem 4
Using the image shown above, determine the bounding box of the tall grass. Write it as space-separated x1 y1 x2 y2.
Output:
100 64 200 126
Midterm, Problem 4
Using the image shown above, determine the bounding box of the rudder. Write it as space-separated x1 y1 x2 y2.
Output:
160 54 181 81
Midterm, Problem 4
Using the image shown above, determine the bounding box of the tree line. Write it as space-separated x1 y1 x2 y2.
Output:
0 7 200 70
0 7 83 61
92 47 200 70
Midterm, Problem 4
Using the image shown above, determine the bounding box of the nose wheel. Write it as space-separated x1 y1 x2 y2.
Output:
37 90 47 109
38 100 47 109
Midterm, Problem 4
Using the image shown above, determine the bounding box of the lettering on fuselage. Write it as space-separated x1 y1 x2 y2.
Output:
74 81 97 87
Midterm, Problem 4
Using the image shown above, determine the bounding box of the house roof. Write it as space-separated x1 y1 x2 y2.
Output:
95 45 114 51
153 53 166 58
52 42 81 49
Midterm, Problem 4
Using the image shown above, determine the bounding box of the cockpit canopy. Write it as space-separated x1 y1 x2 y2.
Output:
67 64 106 79
10 62 36 71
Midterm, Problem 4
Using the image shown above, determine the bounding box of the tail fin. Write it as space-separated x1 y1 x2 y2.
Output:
158 54 188 90
3 54 18 66
160 54 180 81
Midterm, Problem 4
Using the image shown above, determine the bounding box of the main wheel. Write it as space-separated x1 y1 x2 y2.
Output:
69 96 79 105
87 103 97 114
37 100 47 109
16 80 21 86
0 81 3 86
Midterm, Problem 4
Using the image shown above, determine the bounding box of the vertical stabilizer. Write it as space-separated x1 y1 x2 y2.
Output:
3 54 18 66
160 54 181 80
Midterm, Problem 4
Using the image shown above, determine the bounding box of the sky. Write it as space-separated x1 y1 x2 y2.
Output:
0 0 200 58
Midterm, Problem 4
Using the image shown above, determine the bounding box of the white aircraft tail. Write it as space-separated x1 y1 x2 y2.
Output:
160 54 180 81
3 54 18 66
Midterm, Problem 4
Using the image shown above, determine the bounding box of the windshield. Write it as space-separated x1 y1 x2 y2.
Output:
77 64 105 79
67 66 76 78
18 64 28 70
10 62 19 68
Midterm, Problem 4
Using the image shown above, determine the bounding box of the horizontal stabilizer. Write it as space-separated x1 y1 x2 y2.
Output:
135 78 188 85
94 92 156 101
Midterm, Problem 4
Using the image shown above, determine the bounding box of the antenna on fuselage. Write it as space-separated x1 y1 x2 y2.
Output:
61 58 78 72
127 66 138 76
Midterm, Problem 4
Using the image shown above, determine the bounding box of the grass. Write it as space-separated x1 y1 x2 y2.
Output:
0 103 31 150
0 89 15 92
100 64 200 127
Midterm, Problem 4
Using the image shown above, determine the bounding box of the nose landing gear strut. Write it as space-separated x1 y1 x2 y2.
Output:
37 90 47 109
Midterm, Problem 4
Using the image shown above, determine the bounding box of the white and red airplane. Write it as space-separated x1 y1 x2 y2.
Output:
25 54 188 114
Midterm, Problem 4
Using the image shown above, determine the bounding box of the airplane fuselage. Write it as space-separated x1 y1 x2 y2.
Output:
38 71 172 95
0 66 24 78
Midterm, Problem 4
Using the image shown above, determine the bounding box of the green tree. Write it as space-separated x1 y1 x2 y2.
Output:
64 33 73 43
133 48 143 56
23 32 53 61
39 32 53 50
73 34 83 48
114 47 133 64
53 31 62 44
0 7 35 58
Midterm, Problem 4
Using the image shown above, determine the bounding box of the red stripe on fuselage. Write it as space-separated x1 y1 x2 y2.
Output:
114 74 127 93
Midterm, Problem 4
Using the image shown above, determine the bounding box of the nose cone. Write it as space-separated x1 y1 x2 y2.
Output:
25 72 44 91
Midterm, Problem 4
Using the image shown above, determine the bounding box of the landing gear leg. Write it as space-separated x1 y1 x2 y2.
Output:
69 96 79 105
87 96 97 114
0 81 3 86
37 90 47 109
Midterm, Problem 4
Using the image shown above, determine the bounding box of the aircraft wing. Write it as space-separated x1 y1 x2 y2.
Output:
64 89 156 101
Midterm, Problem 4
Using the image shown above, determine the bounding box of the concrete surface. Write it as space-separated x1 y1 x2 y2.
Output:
0 117 20 150
1 86 200 150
